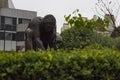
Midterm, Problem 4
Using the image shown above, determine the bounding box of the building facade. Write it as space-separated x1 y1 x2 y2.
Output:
94 14 114 36
61 23 70 32
0 5 37 51
0 0 15 8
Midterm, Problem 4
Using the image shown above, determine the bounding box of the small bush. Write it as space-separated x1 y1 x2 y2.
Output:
114 37 120 50
89 33 115 49
59 27 93 49
59 10 109 50
0 47 120 80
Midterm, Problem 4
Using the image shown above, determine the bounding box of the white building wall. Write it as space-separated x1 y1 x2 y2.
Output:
8 0 15 9
0 8 37 51
0 8 37 19
17 24 28 31
11 41 16 50
16 41 25 51
5 40 11 51
5 40 16 51
0 40 4 51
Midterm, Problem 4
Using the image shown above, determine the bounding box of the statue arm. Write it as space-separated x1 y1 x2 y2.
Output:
25 28 33 51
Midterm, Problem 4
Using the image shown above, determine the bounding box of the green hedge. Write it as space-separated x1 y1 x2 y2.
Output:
0 47 120 80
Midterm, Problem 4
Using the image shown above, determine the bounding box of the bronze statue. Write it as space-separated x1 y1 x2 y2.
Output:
25 14 58 51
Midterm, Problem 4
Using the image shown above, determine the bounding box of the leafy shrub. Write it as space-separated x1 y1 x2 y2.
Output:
60 29 116 50
0 47 120 80
90 35 120 51
59 10 109 49
60 27 93 49
89 32 115 49
114 37 120 50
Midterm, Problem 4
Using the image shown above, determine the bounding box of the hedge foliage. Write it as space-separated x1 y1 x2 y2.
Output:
0 47 120 80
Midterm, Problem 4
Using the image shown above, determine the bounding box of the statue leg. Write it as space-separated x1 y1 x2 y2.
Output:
34 38 46 51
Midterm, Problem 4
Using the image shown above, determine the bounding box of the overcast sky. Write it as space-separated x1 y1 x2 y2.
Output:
12 0 99 33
